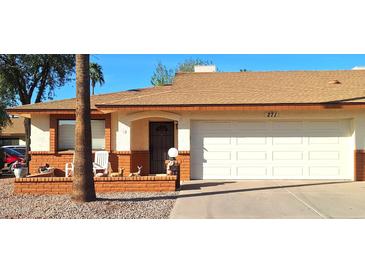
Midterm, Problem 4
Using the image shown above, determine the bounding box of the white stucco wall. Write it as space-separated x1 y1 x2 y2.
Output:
177 117 190 151
116 113 131 151
111 112 118 151
19 139 26 146
112 108 365 153
30 114 50 151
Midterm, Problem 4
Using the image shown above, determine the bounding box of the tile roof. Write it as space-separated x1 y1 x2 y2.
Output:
0 117 25 136
8 70 365 112
9 86 171 111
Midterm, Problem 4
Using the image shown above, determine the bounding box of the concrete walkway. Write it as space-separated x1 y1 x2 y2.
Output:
170 180 365 218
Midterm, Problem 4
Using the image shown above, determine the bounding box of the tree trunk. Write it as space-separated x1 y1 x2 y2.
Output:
72 54 96 202
23 118 31 173
92 82 95 95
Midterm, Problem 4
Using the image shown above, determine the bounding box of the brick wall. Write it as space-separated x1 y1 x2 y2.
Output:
14 176 177 194
177 151 190 181
29 152 74 176
114 151 132 175
29 150 178 178
355 150 365 181
131 150 149 176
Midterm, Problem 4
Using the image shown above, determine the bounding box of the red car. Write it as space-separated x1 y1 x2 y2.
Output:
1 147 25 170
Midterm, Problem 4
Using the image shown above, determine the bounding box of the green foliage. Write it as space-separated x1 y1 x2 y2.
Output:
0 54 75 104
150 62 174 86
89 62 105 95
0 102 11 129
177 58 213 72
150 58 214 86
0 54 75 151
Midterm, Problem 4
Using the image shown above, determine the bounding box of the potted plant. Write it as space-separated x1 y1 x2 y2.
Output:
12 160 27 178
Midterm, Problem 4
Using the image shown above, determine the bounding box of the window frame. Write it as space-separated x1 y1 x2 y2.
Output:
57 118 106 151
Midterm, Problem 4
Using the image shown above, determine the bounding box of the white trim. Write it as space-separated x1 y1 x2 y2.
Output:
178 118 190 151
117 116 131 151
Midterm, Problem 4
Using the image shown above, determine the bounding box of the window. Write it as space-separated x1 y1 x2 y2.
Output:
58 120 106 151
0 138 20 146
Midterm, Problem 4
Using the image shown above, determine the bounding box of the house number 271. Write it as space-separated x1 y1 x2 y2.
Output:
266 111 278 118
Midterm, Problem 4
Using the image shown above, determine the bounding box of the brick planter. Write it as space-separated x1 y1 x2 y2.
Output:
14 176 178 195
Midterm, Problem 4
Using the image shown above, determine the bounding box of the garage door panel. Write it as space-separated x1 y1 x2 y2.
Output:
273 137 304 144
309 166 340 176
273 166 304 177
309 151 339 160
191 120 353 180
203 166 232 178
309 137 339 144
204 151 232 161
237 137 267 144
203 137 232 145
237 166 268 177
272 151 303 160
237 151 268 160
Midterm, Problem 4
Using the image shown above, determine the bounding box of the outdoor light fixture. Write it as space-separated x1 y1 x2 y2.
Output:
168 147 178 159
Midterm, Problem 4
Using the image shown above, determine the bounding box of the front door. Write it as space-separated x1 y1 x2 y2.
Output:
149 122 174 174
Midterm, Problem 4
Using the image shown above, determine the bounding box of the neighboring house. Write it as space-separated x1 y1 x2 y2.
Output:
7 67 365 181
0 116 26 146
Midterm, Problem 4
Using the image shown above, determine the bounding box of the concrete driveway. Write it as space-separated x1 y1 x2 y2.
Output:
170 180 365 218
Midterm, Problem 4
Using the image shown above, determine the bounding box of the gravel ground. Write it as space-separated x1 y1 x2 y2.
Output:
0 178 178 219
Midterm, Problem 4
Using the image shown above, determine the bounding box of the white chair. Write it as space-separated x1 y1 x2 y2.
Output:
65 162 73 177
65 154 75 177
93 151 109 176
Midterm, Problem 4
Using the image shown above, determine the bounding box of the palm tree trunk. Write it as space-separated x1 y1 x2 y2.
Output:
92 82 95 95
24 118 31 174
72 54 96 202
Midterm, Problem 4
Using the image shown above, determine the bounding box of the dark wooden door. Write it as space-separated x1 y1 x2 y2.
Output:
149 122 174 174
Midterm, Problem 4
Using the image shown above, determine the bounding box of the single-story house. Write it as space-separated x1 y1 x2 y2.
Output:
0 116 26 146
7 66 365 182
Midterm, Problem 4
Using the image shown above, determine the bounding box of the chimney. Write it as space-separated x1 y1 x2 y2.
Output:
194 65 216 72
352 66 365 70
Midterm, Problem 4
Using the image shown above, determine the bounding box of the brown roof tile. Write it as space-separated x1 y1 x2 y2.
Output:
7 70 365 112
0 117 25 136
8 86 171 111
99 70 365 106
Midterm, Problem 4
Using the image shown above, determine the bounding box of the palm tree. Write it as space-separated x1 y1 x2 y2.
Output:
72 54 96 202
89 62 105 95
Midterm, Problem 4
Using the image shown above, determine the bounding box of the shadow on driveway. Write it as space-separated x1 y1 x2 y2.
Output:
97 180 353 203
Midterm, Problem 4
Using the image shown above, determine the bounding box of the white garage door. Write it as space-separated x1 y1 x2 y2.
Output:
191 120 353 180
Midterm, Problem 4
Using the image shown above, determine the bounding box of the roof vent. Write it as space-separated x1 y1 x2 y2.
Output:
352 66 365 70
194 65 216 73
328 80 341 85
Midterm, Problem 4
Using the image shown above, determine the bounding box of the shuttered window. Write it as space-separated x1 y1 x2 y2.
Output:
58 120 105 151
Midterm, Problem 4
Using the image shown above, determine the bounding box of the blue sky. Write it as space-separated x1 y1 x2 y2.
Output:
52 54 365 101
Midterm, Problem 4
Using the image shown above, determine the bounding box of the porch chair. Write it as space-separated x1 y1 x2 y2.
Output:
93 151 110 176
65 154 75 177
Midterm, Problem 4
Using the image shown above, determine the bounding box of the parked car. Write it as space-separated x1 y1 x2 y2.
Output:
2 145 26 157
0 146 26 173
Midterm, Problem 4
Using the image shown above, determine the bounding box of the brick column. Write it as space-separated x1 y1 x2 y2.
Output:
114 151 132 175
177 151 190 181
355 150 365 181
131 150 149 175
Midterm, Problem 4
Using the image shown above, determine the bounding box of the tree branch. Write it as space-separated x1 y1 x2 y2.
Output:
35 64 49 103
